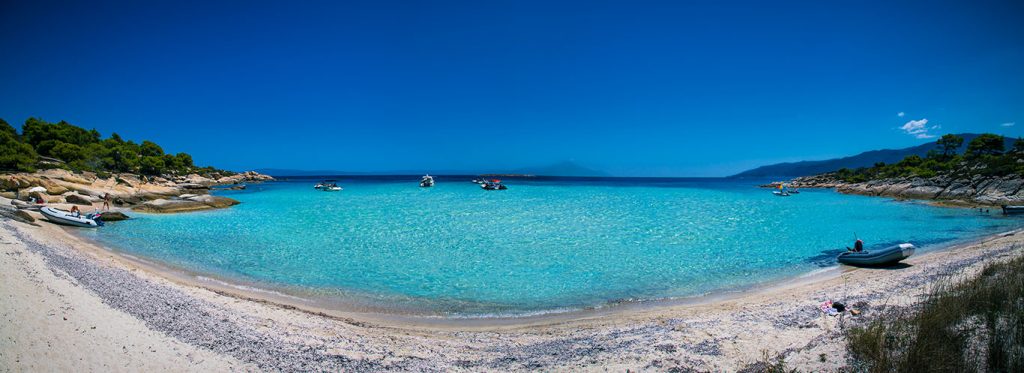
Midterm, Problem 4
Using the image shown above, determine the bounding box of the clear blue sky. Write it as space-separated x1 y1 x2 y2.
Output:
1 0 1022 176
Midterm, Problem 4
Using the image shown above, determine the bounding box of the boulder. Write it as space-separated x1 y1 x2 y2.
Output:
64 193 95 206
27 191 61 203
185 194 240 208
215 171 274 184
133 196 239 213
0 191 15 199
39 168 93 185
0 208 36 224
184 174 216 186
45 184 69 195
939 182 975 200
99 211 130 221
177 183 210 190
901 186 944 199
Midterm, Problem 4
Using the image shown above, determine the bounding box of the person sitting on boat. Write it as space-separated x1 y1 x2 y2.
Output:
847 239 864 252
70 205 81 217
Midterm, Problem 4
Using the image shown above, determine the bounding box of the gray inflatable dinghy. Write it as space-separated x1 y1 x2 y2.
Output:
837 243 915 266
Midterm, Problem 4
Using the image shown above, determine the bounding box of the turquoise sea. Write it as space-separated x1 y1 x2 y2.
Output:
82 177 1022 317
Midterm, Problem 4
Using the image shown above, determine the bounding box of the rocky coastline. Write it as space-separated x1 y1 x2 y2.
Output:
1 169 273 215
765 173 1024 206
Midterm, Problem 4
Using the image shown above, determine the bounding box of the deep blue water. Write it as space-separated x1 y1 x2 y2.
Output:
81 176 1022 317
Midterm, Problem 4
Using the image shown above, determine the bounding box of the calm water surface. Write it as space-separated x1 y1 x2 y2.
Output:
82 177 1022 317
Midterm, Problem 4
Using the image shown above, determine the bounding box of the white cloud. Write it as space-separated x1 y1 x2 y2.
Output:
897 112 905 117
900 118 936 139
1002 122 1016 127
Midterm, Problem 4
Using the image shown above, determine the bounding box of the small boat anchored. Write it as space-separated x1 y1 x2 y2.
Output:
314 180 343 191
1001 205 1024 215
420 175 435 187
481 179 507 190
837 243 916 266
39 206 104 228
773 183 794 196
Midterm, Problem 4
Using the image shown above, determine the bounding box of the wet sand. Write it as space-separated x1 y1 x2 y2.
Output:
2 218 1022 371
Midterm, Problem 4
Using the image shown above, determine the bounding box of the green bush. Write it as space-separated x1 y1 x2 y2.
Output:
0 116 228 176
834 133 1022 183
0 130 37 172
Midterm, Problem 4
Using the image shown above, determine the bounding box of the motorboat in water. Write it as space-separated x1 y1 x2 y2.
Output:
837 243 916 266
481 180 507 190
39 206 104 228
1002 205 1024 215
315 180 343 191
420 175 435 187
773 191 790 196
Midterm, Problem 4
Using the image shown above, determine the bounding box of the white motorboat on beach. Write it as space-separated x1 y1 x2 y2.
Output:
420 175 435 187
39 206 104 228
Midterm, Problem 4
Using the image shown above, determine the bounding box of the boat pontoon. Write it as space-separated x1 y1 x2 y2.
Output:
837 243 915 266
39 207 104 228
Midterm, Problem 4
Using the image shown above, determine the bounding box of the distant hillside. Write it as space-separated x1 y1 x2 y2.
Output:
731 133 1015 178
257 161 609 177
254 168 372 177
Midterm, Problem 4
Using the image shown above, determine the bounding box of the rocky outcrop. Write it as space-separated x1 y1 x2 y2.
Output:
214 171 274 185
789 173 1024 206
0 169 270 213
133 195 240 213
99 211 130 221
174 171 273 187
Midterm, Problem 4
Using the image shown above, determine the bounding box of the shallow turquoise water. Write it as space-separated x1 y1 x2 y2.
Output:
82 177 1022 317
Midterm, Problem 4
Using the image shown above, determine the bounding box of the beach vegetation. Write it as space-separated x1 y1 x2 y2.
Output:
834 133 1023 182
0 116 229 176
845 254 1024 372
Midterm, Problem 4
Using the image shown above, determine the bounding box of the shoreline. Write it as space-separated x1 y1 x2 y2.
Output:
4 217 1024 370
70 218 846 329
67 207 1014 328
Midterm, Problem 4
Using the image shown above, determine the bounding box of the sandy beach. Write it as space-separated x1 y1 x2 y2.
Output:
1 215 1021 371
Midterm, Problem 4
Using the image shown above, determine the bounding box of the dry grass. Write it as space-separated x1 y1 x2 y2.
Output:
846 253 1024 372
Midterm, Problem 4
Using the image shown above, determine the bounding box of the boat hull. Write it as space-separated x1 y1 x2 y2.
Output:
40 207 101 228
837 243 915 266
1002 205 1024 215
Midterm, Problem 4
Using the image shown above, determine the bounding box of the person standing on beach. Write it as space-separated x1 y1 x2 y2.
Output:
102 193 111 211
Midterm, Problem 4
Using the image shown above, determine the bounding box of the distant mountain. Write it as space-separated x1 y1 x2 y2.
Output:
253 168 372 177
731 134 1016 178
513 161 609 177
256 161 609 178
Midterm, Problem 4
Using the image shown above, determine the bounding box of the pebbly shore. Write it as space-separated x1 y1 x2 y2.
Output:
2 218 1022 371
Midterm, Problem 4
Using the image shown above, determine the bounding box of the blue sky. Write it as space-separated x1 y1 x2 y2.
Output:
1 0 1022 176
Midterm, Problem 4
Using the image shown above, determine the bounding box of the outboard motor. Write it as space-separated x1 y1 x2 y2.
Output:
88 213 105 227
